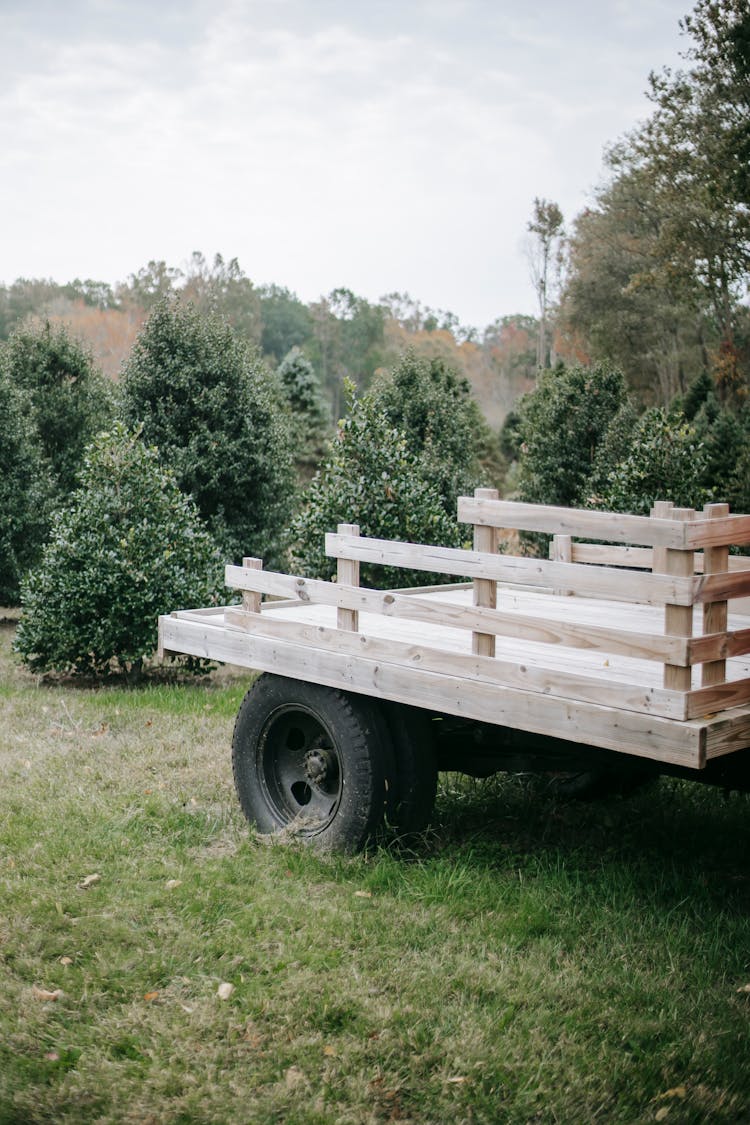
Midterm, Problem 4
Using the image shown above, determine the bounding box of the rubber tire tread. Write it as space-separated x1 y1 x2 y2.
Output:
232 674 392 853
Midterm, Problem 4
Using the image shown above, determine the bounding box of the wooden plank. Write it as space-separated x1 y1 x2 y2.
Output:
458 497 694 548
694 569 750 603
684 513 750 549
704 708 750 759
702 503 729 687
336 523 359 632
225 565 693 663
242 557 262 615
550 534 572 596
687 679 750 720
459 497 750 549
223 607 689 719
158 613 706 767
663 508 695 692
571 543 654 569
561 543 750 573
688 628 750 664
325 532 697 605
472 488 498 656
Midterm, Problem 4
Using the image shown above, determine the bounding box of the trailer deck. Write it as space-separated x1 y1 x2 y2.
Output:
159 494 750 774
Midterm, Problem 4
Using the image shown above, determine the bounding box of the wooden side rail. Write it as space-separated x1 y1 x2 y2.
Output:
222 496 750 723
323 532 750 607
458 496 750 549
226 563 740 665
550 541 750 575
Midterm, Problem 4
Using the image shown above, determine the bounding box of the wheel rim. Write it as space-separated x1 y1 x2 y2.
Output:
257 705 343 834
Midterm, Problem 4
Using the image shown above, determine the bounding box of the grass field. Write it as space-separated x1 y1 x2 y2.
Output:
2 617 750 1124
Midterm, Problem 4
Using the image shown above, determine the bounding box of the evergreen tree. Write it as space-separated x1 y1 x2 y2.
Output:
277 347 330 479
0 372 49 604
516 363 627 508
122 299 295 566
369 352 488 518
15 424 223 676
3 320 113 497
292 382 466 589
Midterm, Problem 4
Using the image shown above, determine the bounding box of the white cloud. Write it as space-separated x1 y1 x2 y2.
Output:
0 0 690 325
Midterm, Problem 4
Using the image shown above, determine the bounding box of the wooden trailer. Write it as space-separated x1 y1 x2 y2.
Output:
158 493 750 851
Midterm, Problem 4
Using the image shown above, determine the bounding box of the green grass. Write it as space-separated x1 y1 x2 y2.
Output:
2 621 750 1123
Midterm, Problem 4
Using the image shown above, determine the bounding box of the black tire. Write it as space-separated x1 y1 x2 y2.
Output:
232 674 393 853
381 702 438 835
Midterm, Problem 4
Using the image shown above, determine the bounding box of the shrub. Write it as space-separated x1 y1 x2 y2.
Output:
2 320 113 497
370 352 488 516
277 346 329 477
592 407 710 515
516 363 627 507
292 385 465 588
121 299 295 566
14 424 224 676
694 401 749 504
0 373 49 604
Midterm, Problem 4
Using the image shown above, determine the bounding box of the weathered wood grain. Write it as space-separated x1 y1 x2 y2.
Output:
223 606 690 720
158 612 708 767
324 533 697 605
224 565 693 663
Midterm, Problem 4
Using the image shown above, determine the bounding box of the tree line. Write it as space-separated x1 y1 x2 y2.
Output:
0 253 538 431
2 302 494 675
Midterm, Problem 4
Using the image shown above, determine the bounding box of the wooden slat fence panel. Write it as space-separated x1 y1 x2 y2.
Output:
225 564 695 663
458 497 750 548
324 532 700 605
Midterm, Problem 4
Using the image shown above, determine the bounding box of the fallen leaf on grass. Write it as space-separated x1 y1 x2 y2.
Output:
44 1051 60 1062
32 986 63 1002
736 983 750 993
243 1025 263 1048
657 1087 686 1100
323 1045 337 1057
165 879 182 890
78 873 101 890
285 1065 306 1089
446 1076 468 1085
217 982 234 1000
144 991 159 1002
655 1108 670 1122
354 890 372 899
60 957 73 966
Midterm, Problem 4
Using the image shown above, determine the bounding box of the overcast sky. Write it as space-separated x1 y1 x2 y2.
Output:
2 0 693 329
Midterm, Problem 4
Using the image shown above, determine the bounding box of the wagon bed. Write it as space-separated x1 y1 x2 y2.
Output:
159 494 750 773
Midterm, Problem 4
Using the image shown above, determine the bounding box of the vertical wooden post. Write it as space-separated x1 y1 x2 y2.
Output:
242 557 262 614
472 487 499 657
550 533 572 596
650 500 673 578
336 523 359 632
657 505 695 692
701 501 729 687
